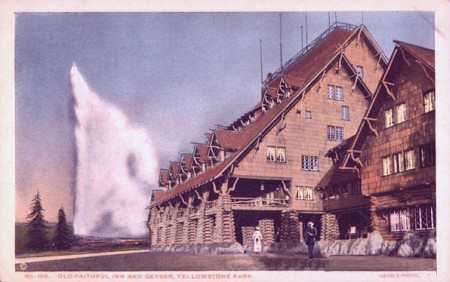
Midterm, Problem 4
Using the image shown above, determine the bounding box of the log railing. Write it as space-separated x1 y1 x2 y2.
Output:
231 197 289 208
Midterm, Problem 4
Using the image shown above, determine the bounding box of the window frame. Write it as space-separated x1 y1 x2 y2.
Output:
420 142 435 167
305 110 312 119
385 108 394 128
267 146 286 163
342 105 350 121
301 155 319 172
405 149 416 171
396 103 408 124
328 125 344 141
382 156 392 176
356 65 364 79
423 90 435 113
327 85 344 101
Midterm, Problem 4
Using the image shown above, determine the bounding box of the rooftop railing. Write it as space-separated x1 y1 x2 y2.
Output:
263 22 359 85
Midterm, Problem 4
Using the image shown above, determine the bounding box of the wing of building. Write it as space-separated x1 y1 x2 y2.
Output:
148 22 405 248
334 40 435 241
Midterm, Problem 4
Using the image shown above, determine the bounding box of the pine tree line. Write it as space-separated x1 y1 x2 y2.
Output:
26 191 74 251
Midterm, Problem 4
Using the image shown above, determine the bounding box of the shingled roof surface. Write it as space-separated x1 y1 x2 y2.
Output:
395 40 435 70
215 128 252 151
195 143 210 162
180 153 194 171
152 26 365 206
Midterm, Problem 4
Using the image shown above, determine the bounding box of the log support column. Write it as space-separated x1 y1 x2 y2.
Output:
280 210 300 243
321 213 339 241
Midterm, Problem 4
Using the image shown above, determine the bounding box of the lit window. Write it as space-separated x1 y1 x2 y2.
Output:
390 208 412 232
267 146 286 163
342 106 350 121
266 146 276 162
276 147 286 163
385 108 394 128
382 156 392 176
420 143 435 167
393 152 405 173
305 111 312 119
356 66 364 79
302 155 319 171
295 187 304 200
396 103 407 124
424 90 435 113
304 187 314 200
405 149 416 170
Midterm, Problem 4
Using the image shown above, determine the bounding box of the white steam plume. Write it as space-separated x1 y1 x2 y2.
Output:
71 63 157 238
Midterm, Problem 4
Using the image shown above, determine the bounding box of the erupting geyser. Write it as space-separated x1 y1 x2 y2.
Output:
71 64 158 238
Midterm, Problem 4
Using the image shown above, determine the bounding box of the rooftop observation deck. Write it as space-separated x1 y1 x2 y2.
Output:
263 22 358 85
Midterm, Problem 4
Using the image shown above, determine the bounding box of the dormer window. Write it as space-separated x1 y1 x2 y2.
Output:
356 66 364 79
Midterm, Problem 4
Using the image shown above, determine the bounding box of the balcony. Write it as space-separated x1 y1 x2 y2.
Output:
231 197 289 211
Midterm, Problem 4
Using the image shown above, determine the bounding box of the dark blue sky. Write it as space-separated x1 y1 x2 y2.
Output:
15 12 435 222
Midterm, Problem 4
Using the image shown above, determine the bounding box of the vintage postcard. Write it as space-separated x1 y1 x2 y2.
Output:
1 0 449 281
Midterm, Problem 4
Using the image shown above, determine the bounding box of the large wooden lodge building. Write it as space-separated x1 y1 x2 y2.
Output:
147 22 435 248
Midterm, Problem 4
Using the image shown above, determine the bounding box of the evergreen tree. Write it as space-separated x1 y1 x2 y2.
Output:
53 206 73 250
26 191 48 251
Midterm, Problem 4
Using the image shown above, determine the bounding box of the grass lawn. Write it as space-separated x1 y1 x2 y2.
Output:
15 223 149 258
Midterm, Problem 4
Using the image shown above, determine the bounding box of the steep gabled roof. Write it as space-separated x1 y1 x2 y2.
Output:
214 128 252 151
169 162 181 177
152 24 380 207
158 169 170 187
180 153 194 172
394 40 434 70
341 41 435 170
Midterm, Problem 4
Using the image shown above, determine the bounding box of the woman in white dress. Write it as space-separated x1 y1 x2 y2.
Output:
253 226 263 253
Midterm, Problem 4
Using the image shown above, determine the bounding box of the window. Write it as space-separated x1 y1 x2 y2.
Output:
336 127 344 141
385 108 394 128
351 181 362 195
389 208 412 232
405 149 416 170
393 152 405 173
296 186 314 200
304 187 314 200
328 125 344 141
414 205 436 230
327 85 344 101
295 187 304 200
327 85 335 100
420 143 435 167
356 66 364 79
276 147 286 162
424 90 435 113
302 155 319 171
305 111 312 119
390 205 436 232
396 103 407 124
266 146 276 162
267 146 286 163
382 156 392 176
327 125 335 141
335 86 344 101
342 106 350 121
